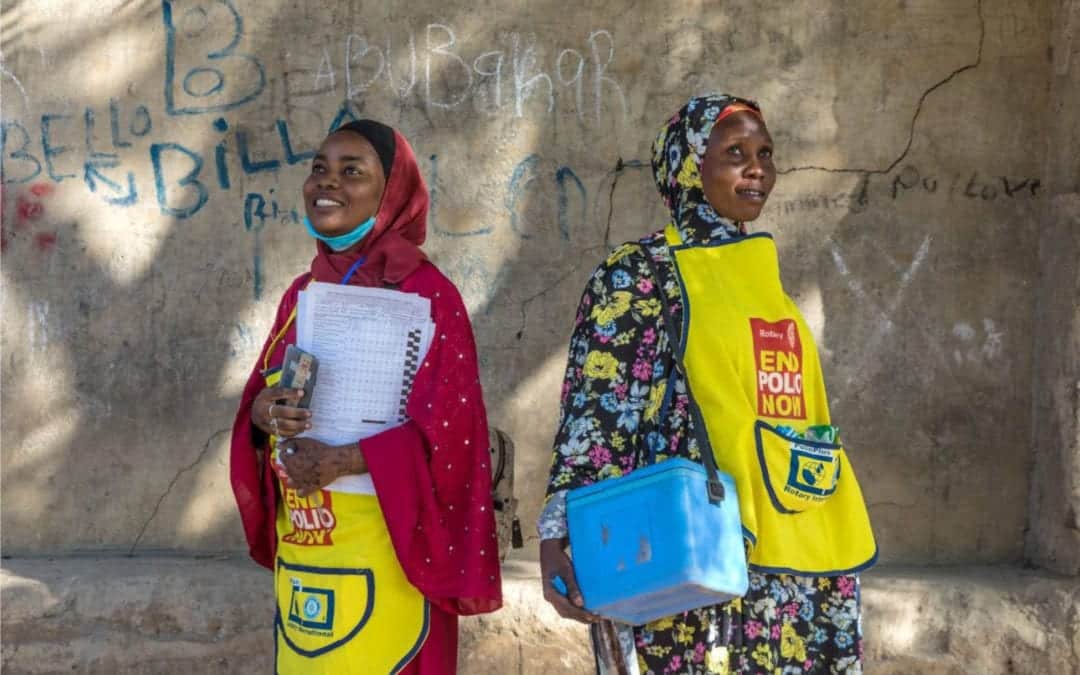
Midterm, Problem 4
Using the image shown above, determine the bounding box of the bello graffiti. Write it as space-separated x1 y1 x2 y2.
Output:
0 103 336 219
1 0 612 302
1 0 616 225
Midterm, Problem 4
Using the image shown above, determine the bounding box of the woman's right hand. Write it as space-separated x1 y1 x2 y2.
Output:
540 538 600 624
251 387 311 438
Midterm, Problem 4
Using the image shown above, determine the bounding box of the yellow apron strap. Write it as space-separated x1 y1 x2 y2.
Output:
263 276 317 373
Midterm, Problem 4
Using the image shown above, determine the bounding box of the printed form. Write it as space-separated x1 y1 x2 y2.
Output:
294 282 435 494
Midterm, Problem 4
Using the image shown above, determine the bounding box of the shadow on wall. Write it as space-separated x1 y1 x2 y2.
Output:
0 0 1050 570
0 0 643 556
1 0 265 553
783 0 1045 565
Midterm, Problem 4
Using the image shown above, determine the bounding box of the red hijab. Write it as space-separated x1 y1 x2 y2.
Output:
310 122 429 287
230 121 502 618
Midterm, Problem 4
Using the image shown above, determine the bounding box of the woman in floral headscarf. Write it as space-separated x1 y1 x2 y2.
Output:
538 95 876 674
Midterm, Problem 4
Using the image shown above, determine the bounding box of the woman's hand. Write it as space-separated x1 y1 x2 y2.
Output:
540 538 599 624
251 387 311 438
279 438 366 497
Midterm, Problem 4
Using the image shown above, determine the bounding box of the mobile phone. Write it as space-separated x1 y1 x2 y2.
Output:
281 345 318 409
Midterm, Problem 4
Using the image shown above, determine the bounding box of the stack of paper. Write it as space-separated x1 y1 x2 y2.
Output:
294 282 435 493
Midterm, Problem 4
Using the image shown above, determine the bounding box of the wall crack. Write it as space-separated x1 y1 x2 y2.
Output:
516 245 606 340
128 427 230 556
604 157 626 250
780 0 986 177
601 157 651 250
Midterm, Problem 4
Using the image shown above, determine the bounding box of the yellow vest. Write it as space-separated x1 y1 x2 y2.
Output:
263 369 429 674
665 225 877 575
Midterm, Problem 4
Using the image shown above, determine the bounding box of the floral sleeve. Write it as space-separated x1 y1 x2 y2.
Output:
545 242 672 500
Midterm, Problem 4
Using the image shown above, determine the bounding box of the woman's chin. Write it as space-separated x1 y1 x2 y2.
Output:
736 206 767 223
308 219 347 238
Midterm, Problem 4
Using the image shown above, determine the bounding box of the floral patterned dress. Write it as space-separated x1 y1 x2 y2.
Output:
539 95 863 675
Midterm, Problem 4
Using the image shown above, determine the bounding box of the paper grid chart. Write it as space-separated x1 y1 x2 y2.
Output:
293 282 435 494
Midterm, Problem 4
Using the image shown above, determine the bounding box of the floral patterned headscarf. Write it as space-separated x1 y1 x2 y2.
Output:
651 94 764 242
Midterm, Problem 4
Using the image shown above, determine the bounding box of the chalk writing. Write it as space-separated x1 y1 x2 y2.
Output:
828 234 954 388
0 121 43 184
780 165 1043 217
243 188 302 298
299 25 627 122
890 165 1040 202
84 106 139 206
151 142 207 218
230 322 255 357
16 192 44 223
504 154 586 240
163 0 266 116
427 154 491 238
0 59 30 113
428 153 586 241
506 154 541 239
781 192 855 215
951 318 1005 366
28 300 52 352
2 107 322 216
556 166 586 241
0 1 623 299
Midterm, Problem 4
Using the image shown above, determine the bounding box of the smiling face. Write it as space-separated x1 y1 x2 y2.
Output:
700 111 776 222
302 131 387 238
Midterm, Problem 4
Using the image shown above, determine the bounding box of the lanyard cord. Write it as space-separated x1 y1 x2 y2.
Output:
341 256 367 286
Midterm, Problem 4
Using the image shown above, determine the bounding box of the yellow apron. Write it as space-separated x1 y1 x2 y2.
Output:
262 371 429 674
665 225 877 575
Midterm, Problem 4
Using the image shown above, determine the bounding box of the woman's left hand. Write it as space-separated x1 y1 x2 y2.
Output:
278 438 366 497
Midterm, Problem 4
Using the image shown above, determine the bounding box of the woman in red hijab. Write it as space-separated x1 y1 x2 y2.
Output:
230 120 502 674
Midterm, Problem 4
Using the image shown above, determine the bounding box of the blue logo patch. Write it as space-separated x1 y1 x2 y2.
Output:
288 585 335 633
786 446 840 498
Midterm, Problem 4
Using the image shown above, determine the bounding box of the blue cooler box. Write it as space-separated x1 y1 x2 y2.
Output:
566 458 748 625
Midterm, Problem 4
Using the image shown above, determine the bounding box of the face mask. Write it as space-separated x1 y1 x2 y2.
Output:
303 215 376 251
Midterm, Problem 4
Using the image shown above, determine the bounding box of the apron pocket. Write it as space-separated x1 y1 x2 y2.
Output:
754 420 842 514
275 559 375 658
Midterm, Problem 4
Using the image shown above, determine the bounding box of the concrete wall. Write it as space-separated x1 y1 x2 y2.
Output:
1027 0 1080 576
0 0 1074 572
5 558 1080 675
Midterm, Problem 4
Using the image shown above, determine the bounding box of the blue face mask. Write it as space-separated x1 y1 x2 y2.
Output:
303 215 376 251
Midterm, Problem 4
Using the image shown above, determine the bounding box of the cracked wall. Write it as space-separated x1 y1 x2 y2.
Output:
1027 0 1080 576
0 0 1071 569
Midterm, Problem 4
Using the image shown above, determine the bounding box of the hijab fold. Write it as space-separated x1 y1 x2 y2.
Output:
310 121 429 287
650 94 764 243
230 120 501 618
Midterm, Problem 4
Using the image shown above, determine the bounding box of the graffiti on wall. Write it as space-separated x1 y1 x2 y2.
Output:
778 163 1043 218
0 0 626 298
303 25 628 122
0 183 59 255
